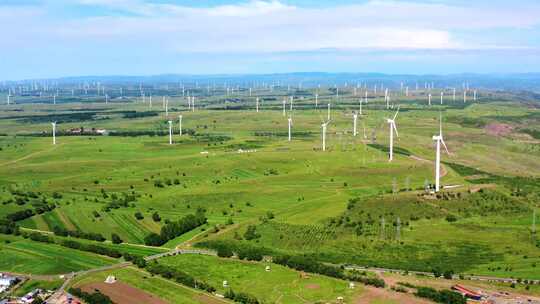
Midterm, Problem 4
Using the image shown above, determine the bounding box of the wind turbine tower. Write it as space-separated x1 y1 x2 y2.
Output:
432 114 450 192
321 120 330 151
288 117 292 141
51 122 57 145
168 120 173 145
327 103 331 121
256 97 259 113
386 107 400 161
353 113 358 136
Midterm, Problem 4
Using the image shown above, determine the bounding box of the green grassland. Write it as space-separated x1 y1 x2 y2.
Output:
0 234 116 275
0 88 539 281
158 254 362 303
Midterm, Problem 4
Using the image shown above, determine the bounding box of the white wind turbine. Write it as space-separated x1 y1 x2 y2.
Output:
191 97 195 112
453 88 456 101
288 116 292 141
386 107 400 162
327 103 331 121
358 99 363 115
282 98 286 116
321 119 330 151
51 122 57 145
256 97 259 113
168 120 173 145
433 114 450 192
440 92 444 104
315 93 318 108
428 93 432 106
353 113 358 136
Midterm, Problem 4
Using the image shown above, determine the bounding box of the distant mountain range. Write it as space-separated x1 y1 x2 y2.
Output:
4 72 540 92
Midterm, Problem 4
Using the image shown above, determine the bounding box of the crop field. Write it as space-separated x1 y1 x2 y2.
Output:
0 86 539 283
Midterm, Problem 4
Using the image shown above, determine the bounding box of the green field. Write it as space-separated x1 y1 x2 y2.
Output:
157 254 363 303
1 87 539 282
0 235 115 275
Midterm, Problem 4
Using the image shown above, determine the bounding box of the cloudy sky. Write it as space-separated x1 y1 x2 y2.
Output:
1 0 540 80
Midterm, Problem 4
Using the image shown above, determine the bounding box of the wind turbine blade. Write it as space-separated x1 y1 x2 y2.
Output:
393 106 400 120
441 138 450 154
392 122 399 137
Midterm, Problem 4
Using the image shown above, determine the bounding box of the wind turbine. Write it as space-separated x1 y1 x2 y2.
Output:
321 120 330 151
282 98 286 116
327 103 331 121
440 92 444 104
315 93 318 108
353 113 358 136
463 90 467 103
433 113 450 192
473 90 477 101
453 88 456 101
386 107 400 161
51 122 57 145
168 120 173 145
256 97 259 113
428 93 432 106
288 116 292 141
359 99 363 115
191 97 195 112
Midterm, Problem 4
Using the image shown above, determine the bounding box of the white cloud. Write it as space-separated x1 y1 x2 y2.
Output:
1 0 540 53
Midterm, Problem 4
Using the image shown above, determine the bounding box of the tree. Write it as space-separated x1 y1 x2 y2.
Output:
152 212 161 222
244 225 260 240
111 233 123 244
134 212 144 220
144 233 163 246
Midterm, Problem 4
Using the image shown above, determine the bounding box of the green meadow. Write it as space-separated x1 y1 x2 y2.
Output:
0 88 539 281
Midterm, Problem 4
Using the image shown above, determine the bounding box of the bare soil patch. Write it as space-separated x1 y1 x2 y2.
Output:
193 293 229 304
485 123 513 137
81 281 167 304
355 286 431 304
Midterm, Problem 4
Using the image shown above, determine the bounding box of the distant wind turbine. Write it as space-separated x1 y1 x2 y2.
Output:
353 113 358 136
433 113 450 192
386 107 400 162
168 120 173 145
321 120 330 151
51 122 57 145
288 116 292 141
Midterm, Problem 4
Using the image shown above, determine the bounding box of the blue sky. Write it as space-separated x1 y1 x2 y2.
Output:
1 0 539 80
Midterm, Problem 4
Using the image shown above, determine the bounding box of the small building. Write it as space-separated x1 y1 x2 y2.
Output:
265 266 271 272
349 282 355 289
105 275 116 284
222 280 228 287
20 289 41 304
0 274 18 293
